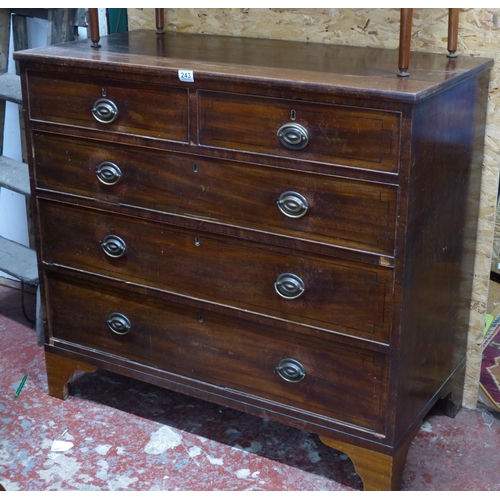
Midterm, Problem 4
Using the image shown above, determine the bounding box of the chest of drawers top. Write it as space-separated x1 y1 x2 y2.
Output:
15 30 491 100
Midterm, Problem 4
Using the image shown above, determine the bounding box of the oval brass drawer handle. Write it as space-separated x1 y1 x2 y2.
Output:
92 98 119 124
95 161 122 186
275 273 305 299
277 191 309 218
101 234 127 258
276 358 306 383
107 312 131 335
277 122 310 150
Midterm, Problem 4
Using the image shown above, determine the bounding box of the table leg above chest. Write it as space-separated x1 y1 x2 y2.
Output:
447 8 459 57
86 7 460 78
398 8 460 77
87 7 165 47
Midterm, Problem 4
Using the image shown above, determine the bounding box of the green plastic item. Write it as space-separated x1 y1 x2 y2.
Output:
484 313 494 336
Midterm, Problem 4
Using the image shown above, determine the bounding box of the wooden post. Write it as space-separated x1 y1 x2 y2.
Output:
46 9 77 46
398 8 413 77
0 8 11 156
156 8 165 34
88 8 100 48
447 8 459 58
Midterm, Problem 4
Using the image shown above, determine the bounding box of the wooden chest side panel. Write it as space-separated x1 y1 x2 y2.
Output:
394 70 490 436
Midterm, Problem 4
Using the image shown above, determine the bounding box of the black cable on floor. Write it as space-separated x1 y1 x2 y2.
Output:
20 281 35 324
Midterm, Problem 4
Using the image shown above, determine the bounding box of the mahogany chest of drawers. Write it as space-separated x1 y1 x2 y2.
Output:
15 30 492 490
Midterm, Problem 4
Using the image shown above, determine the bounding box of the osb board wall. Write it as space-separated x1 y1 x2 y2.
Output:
128 8 500 409
492 204 500 274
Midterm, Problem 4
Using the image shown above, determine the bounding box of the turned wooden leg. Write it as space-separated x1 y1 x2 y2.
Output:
319 426 419 491
398 8 413 77
88 8 101 49
156 8 165 34
45 352 97 400
447 8 459 58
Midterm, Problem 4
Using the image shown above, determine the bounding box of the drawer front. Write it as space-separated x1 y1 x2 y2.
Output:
199 91 401 173
27 73 188 142
33 133 397 256
39 200 393 343
47 276 388 433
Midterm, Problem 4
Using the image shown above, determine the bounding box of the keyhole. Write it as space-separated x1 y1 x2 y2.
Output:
193 163 198 173
102 87 107 97
195 236 200 246
290 109 296 121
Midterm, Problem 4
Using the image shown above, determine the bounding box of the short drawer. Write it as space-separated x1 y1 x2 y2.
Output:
199 91 401 173
47 276 389 433
33 133 397 256
39 200 393 344
27 72 188 143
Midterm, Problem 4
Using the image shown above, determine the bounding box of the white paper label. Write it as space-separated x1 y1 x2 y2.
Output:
178 69 194 82
51 440 74 452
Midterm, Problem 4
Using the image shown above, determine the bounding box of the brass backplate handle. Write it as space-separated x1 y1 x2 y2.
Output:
277 122 310 150
276 358 306 383
107 312 131 335
101 234 127 258
96 161 122 186
92 98 118 124
275 273 305 299
277 191 309 218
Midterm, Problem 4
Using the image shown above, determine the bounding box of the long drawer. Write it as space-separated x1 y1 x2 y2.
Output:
38 199 394 344
46 275 389 433
27 73 189 143
33 133 397 256
198 91 401 173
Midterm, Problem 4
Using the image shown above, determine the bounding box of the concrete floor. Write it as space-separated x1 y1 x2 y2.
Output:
1 281 500 491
